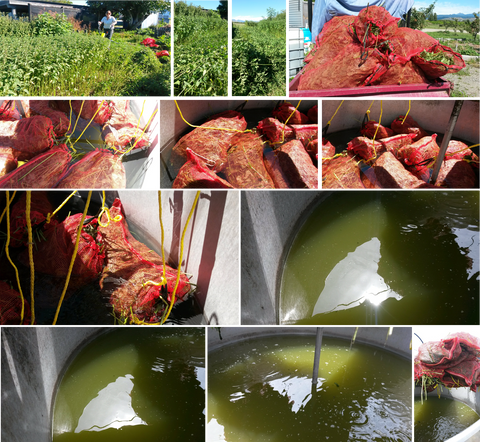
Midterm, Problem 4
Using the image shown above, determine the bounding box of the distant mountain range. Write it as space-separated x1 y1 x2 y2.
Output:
437 13 476 20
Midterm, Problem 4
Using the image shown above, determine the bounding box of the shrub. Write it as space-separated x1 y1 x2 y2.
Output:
33 12 73 36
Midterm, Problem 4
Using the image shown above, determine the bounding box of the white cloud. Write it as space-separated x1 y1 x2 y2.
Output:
414 1 479 15
233 15 264 22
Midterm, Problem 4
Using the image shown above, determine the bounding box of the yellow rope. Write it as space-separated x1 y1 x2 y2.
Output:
52 191 92 325
4 191 25 324
160 190 200 324
120 107 159 157
25 192 35 324
72 100 106 146
401 101 411 124
326 100 344 127
159 191 166 283
68 100 85 138
174 100 252 134
365 100 375 121
46 190 77 224
97 191 122 228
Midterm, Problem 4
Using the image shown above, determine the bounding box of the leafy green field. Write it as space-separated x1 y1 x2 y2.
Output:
0 13 170 96
172 6 287 98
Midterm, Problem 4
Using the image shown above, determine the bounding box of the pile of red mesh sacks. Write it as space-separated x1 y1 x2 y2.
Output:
322 115 478 189
0 100 152 189
415 332 480 392
170 103 318 189
1 193 191 324
297 6 465 91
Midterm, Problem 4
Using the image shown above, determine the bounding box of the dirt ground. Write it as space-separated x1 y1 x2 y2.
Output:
444 62 480 97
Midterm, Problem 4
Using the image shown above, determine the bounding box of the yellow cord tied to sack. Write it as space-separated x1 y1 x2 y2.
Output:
98 190 122 228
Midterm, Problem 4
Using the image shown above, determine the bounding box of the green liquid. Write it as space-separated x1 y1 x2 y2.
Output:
208 335 411 441
280 191 479 325
415 396 480 441
52 328 205 442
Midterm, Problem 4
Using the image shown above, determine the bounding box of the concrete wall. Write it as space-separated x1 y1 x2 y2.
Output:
118 189 240 325
1 327 104 442
209 326 412 360
241 191 331 324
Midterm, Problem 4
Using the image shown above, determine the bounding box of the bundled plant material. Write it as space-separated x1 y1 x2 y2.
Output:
384 27 438 59
363 151 432 189
413 44 465 79
173 148 234 188
69 100 114 126
276 139 318 189
322 153 364 188
435 159 478 188
0 281 32 325
347 136 384 161
225 133 275 188
0 146 71 189
171 110 247 173
29 100 70 137
379 133 417 156
414 333 480 392
263 150 290 188
22 213 105 283
0 116 54 160
98 199 192 323
360 121 394 139
102 100 150 151
307 105 318 123
272 103 309 124
446 140 479 166
396 135 440 178
291 124 318 147
0 148 17 178
322 139 336 158
391 115 429 141
55 150 126 189
353 5 400 48
305 139 318 161
9 192 53 248
372 59 427 86
0 101 21 121
257 118 294 144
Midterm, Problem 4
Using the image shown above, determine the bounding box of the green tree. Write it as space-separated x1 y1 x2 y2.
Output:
443 19 452 32
466 12 479 41
409 1 436 30
217 1 227 20
452 18 460 33
87 1 170 29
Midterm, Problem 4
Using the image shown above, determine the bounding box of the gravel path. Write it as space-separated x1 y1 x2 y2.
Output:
444 62 480 97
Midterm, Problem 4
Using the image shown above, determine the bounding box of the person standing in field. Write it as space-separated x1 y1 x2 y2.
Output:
99 10 117 40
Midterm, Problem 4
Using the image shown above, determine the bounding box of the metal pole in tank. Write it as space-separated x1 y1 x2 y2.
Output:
430 100 464 184
312 328 324 386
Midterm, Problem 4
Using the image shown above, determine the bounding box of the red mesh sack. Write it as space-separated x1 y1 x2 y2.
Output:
360 121 394 139
173 148 234 188
264 150 290 189
385 27 438 59
298 43 387 90
322 139 336 159
225 133 274 189
374 59 428 86
171 110 247 173
9 192 53 248
29 100 70 137
303 16 356 74
397 135 439 181
322 153 364 189
0 281 32 325
0 116 54 161
391 115 429 141
70 100 114 125
55 150 126 189
347 136 385 161
98 198 192 323
21 214 105 283
272 103 309 124
0 146 71 189
257 118 294 144
291 124 318 147
413 44 466 79
307 105 318 123
105 100 150 149
415 333 480 391
435 159 478 188
0 148 17 178
305 139 318 161
380 133 417 157
276 139 318 189
353 6 399 48
446 140 479 167
0 101 21 121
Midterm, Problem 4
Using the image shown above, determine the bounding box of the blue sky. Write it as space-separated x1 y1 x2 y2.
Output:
414 1 479 14
233 0 286 22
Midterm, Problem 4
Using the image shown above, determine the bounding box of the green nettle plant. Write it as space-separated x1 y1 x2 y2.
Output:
33 12 73 36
